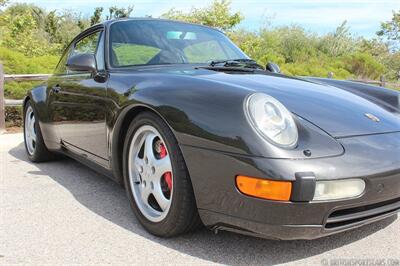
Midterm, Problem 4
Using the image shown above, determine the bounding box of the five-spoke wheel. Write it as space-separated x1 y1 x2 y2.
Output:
128 125 173 222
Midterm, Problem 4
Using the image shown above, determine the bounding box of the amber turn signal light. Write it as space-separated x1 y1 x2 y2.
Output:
236 175 292 201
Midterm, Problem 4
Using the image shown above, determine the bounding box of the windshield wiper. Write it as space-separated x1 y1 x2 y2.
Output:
209 59 264 70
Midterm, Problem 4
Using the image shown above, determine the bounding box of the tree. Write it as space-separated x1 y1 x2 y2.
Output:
56 10 88 49
90 7 103 26
45 10 59 43
161 0 242 31
319 21 355 57
377 10 399 52
377 10 400 42
106 5 133 20
0 4 59 56
0 0 8 7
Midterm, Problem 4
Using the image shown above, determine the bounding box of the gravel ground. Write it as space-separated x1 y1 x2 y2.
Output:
1 133 399 265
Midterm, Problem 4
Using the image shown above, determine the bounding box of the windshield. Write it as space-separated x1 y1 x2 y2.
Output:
109 20 249 67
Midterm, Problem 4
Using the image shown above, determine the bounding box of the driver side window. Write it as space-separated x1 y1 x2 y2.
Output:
55 31 104 75
72 31 101 56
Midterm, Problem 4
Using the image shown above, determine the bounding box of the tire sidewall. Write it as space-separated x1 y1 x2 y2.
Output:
23 102 38 161
23 101 51 162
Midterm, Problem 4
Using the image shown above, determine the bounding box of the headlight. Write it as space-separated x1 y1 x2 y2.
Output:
313 179 366 201
245 93 298 148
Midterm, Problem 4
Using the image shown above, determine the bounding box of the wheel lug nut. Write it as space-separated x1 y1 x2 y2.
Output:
151 167 155 174
143 181 147 187
150 181 154 190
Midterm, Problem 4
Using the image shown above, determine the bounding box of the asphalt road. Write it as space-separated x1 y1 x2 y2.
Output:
1 133 399 265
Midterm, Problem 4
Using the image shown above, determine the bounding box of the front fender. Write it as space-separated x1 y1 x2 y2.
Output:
108 74 343 162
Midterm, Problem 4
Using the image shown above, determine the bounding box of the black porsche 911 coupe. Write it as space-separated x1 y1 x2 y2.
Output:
24 18 400 240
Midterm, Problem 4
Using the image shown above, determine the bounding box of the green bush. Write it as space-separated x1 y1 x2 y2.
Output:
345 52 386 79
4 81 43 99
0 47 58 99
0 47 59 74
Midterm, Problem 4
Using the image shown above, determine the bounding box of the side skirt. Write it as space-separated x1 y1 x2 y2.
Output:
60 141 119 184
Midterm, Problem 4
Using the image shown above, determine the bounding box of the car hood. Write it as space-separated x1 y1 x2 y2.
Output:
195 71 400 138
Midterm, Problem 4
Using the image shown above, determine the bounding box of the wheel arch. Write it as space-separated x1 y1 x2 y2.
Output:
22 96 31 124
22 95 31 110
111 104 182 185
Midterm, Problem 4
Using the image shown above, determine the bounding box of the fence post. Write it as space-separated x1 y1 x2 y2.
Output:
327 72 334 79
0 64 5 134
380 75 386 87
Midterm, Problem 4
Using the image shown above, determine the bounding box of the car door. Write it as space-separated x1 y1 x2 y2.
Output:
47 30 109 166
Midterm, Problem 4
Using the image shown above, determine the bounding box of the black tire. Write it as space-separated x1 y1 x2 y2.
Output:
23 101 54 162
123 112 201 237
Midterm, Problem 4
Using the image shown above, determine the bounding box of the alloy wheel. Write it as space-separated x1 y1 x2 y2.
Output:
128 125 173 222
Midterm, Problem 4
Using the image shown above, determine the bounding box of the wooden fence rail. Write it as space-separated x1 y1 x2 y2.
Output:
4 73 52 82
0 65 399 133
328 72 400 89
0 63 50 133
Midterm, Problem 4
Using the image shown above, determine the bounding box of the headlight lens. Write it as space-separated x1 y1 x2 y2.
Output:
313 179 366 201
245 93 298 148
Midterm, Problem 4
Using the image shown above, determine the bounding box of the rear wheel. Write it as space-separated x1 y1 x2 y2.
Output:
123 112 201 237
24 101 53 162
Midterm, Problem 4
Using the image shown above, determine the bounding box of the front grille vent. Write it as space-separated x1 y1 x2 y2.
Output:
325 197 400 229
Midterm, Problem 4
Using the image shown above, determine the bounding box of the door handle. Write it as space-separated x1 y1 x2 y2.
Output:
51 85 61 93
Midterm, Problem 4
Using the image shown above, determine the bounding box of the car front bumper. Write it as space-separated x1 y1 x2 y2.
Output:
180 131 400 240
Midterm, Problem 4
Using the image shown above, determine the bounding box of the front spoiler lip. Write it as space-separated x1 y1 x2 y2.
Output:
201 207 399 241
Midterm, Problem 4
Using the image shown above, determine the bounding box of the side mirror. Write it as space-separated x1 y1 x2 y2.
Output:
66 54 96 72
266 62 281 73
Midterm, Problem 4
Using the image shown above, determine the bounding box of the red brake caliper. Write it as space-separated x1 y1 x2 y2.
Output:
160 143 172 191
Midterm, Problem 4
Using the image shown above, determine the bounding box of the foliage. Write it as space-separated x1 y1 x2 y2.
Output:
0 47 58 74
90 7 103 26
107 5 134 20
0 0 8 7
319 21 355 57
0 4 81 55
162 0 242 31
377 10 400 45
344 52 386 79
0 47 58 99
0 4 60 56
